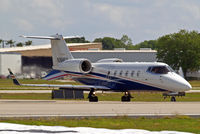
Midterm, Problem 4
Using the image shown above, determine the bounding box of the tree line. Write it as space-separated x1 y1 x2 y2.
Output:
66 29 200 77
0 39 32 48
1 29 200 77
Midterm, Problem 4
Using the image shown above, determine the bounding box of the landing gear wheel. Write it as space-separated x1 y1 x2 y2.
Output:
121 91 132 102
171 96 176 102
89 96 98 102
121 96 131 102
88 88 98 102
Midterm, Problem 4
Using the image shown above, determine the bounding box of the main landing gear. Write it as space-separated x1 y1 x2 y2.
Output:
88 89 133 102
88 88 98 102
171 96 176 102
163 92 185 102
121 91 133 102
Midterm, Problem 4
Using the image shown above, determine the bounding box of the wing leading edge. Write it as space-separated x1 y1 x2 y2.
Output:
8 69 110 91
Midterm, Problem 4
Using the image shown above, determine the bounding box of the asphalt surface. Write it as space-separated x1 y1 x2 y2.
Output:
0 100 200 117
0 90 199 93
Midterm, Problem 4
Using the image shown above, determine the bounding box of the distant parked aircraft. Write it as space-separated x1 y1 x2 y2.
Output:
9 34 192 102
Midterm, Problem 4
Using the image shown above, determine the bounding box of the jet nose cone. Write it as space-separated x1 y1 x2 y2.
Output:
172 74 192 91
185 82 192 90
179 80 192 91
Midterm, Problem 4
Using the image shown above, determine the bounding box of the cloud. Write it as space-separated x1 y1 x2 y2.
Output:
0 0 12 12
14 19 34 32
75 0 200 43
1 0 200 44
88 2 133 28
176 1 200 20
29 0 64 19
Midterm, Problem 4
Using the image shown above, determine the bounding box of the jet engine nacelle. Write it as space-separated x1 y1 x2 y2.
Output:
53 59 92 74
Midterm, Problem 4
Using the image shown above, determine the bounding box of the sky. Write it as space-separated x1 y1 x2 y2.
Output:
0 0 200 45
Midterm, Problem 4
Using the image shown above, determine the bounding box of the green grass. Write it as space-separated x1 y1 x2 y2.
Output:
1 92 200 102
96 92 200 102
0 93 51 100
1 116 200 133
189 80 200 87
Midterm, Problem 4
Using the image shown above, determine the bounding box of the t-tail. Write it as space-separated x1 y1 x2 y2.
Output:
20 34 80 68
20 34 92 80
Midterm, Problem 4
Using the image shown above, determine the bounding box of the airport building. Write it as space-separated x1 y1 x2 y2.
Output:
0 43 156 78
0 52 22 77
0 43 199 78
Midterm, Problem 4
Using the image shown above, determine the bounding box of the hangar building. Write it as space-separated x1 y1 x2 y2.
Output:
0 43 157 77
0 52 21 76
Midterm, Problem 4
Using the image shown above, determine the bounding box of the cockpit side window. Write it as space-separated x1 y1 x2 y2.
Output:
147 66 170 74
167 66 175 72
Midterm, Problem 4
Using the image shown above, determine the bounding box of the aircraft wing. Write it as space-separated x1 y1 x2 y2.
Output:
8 69 110 91
18 84 110 90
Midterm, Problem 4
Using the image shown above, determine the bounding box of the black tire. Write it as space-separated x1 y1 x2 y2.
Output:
171 96 176 102
89 96 98 102
127 96 131 102
93 96 98 102
121 96 126 102
121 96 131 102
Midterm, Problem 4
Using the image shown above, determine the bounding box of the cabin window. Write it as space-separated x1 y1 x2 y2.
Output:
114 70 117 76
147 66 170 74
107 71 110 76
119 70 123 76
125 71 129 76
137 70 141 77
131 71 134 77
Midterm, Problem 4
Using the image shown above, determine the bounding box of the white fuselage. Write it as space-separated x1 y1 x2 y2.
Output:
82 62 192 92
44 61 192 92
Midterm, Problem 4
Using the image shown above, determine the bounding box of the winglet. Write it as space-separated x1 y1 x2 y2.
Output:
8 68 20 85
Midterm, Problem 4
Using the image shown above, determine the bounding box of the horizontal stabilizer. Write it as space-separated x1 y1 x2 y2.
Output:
20 35 82 40
8 68 20 85
19 35 60 40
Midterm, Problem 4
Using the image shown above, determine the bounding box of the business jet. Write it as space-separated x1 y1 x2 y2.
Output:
8 34 192 102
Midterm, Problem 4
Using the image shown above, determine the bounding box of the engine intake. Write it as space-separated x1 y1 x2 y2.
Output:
54 59 92 73
81 60 92 72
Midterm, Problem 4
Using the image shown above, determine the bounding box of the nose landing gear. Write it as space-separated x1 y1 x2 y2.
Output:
121 91 133 102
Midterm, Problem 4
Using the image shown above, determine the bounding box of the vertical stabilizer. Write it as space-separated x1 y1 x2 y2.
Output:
50 34 74 66
20 34 79 67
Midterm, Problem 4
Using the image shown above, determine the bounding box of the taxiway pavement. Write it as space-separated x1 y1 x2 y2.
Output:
0 100 200 117
0 90 199 93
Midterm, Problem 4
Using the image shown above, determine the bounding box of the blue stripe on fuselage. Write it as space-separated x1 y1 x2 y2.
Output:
43 70 61 78
74 71 166 92
44 70 167 92
75 77 166 91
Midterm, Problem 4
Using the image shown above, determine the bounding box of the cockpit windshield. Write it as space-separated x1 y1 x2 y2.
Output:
147 66 172 74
